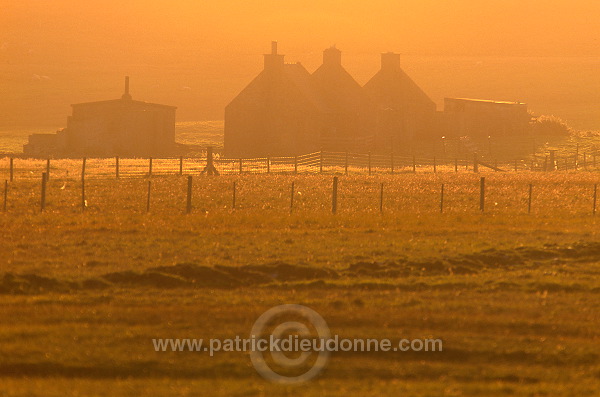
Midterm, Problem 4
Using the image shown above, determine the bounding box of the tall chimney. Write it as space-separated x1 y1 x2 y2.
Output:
122 76 132 100
264 41 284 72
381 52 400 72
323 46 342 66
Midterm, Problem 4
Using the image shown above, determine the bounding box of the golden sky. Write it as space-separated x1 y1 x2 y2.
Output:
1 1 599 127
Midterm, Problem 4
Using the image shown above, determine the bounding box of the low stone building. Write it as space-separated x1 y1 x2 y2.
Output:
24 77 177 157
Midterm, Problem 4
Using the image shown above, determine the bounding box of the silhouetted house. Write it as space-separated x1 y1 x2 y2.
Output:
311 47 374 151
444 98 531 138
24 77 177 157
363 53 437 150
225 43 435 157
224 42 327 157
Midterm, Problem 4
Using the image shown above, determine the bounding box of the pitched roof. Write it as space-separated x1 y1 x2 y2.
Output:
363 67 435 111
311 62 369 113
226 63 328 113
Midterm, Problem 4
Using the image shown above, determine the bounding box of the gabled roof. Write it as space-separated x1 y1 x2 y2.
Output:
226 63 328 113
364 67 435 111
311 62 369 113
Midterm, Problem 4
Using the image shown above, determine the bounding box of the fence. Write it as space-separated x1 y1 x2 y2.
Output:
2 149 600 181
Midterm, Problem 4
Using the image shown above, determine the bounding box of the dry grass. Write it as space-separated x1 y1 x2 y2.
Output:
0 173 599 396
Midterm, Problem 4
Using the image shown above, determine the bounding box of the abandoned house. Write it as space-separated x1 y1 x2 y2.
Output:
24 77 177 157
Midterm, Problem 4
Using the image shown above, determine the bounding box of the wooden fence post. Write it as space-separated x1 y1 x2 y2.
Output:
528 184 533 214
455 158 458 173
81 157 86 211
412 156 416 173
319 151 323 174
379 182 384 213
186 175 192 214
345 152 349 175
290 181 295 214
41 172 47 212
149 157 153 177
116 156 120 179
179 156 183 176
9 157 13 182
332 176 338 214
479 177 485 212
146 180 151 213
267 158 270 174
2 180 7 212
440 183 444 213
232 181 237 210
594 184 597 216
46 158 50 181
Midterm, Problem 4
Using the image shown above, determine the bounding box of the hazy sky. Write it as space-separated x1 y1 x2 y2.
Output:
1 0 599 127
3 0 599 61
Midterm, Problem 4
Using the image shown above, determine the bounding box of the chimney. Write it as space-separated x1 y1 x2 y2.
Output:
121 76 132 100
381 52 400 72
264 41 284 72
323 46 341 66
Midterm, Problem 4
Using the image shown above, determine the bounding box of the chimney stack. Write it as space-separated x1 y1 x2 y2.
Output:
122 76 132 100
264 41 284 72
323 46 342 66
381 52 400 72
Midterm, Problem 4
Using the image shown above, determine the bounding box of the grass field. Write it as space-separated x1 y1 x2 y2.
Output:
1 172 599 396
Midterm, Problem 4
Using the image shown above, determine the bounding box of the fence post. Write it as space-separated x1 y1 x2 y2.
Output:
332 176 338 214
146 180 151 213
239 158 243 174
41 172 47 212
81 174 86 211
186 175 192 214
440 183 444 213
149 157 153 177
379 182 384 213
412 156 416 173
9 157 13 182
116 156 120 179
345 152 349 176
2 180 7 212
479 177 485 212
528 184 533 214
179 156 183 176
232 181 237 210
594 184 597 216
320 151 323 174
290 181 295 214
81 157 86 180
473 153 479 173
267 157 270 174
46 158 50 181
455 158 458 173
294 156 298 174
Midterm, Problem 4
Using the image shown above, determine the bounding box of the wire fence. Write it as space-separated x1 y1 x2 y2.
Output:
2 150 600 181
